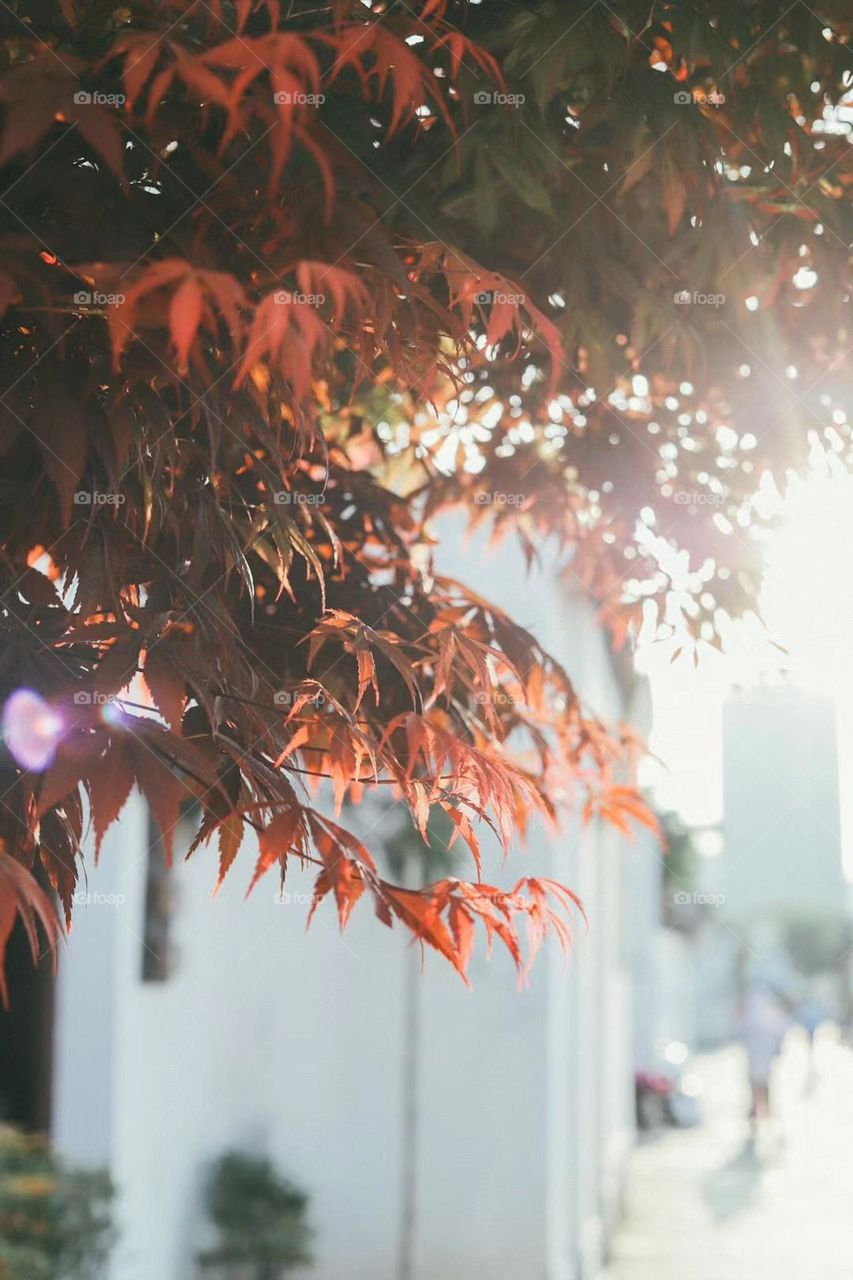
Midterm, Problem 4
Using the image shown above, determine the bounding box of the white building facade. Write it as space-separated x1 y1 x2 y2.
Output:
45 526 662 1280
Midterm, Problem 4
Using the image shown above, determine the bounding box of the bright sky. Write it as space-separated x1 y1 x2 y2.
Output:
636 460 853 838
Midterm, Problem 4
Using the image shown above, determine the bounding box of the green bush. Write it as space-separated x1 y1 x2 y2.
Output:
0 1126 114 1280
198 1152 312 1280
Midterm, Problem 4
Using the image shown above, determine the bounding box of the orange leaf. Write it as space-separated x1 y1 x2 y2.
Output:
169 274 204 373
88 738 134 860
130 736 187 865
247 808 302 895
143 645 186 732
0 851 59 1008
216 813 244 890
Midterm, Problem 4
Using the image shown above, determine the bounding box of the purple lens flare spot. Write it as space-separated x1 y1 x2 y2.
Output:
1 688 65 772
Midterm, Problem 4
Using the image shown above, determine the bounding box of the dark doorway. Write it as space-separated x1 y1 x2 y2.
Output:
0 919 55 1132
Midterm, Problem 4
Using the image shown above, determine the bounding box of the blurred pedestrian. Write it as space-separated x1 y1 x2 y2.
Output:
796 993 825 1048
737 986 789 1130
796 992 826 1091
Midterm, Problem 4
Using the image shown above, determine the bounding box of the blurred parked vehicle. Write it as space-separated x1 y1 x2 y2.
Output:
635 1041 702 1131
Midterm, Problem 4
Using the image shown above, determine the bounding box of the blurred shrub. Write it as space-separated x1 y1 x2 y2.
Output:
0 1125 114 1279
779 909 852 977
661 812 698 893
198 1152 312 1279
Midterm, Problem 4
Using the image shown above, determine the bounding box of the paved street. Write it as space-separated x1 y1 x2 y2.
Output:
604 1032 853 1280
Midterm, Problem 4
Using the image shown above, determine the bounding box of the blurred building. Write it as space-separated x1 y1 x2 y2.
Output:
721 685 844 921
679 684 850 1044
3 525 665 1280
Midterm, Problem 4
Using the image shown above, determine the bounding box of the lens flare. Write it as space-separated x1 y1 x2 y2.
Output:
1 688 64 771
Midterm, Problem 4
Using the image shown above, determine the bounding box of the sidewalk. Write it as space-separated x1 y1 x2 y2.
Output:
603 1032 853 1280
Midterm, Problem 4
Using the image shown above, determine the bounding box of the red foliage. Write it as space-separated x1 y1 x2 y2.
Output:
0 0 663 986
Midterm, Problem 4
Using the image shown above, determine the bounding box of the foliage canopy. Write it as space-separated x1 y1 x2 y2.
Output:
0 0 849 979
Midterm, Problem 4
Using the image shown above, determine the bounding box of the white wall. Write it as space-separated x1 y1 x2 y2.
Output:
52 522 652 1280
